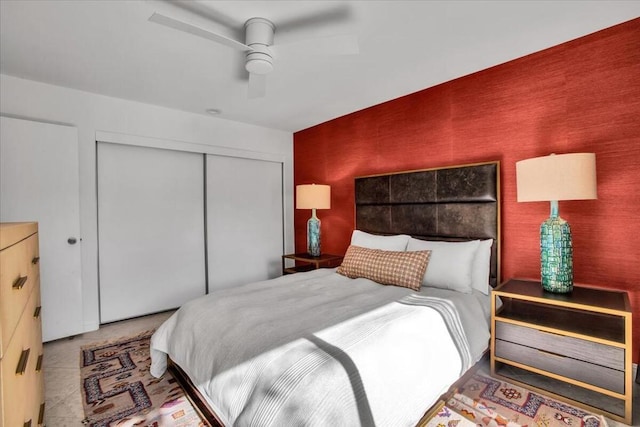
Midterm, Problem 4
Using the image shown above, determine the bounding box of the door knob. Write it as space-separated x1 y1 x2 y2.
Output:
67 237 77 245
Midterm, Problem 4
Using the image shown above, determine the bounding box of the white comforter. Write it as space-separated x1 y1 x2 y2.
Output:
150 268 489 427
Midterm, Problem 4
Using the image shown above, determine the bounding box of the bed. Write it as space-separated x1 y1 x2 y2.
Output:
150 161 501 427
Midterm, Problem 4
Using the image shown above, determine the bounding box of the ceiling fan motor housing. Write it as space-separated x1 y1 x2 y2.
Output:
244 17 275 75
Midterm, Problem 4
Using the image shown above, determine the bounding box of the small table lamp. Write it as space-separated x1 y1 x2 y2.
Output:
516 153 597 293
296 184 331 256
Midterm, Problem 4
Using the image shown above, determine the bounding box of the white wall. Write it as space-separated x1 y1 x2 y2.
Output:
0 74 294 333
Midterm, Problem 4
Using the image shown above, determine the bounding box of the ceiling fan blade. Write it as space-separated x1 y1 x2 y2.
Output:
271 34 359 59
248 73 267 99
149 12 251 52
275 4 353 32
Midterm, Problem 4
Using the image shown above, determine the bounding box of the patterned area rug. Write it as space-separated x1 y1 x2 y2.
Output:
80 330 207 427
438 372 608 427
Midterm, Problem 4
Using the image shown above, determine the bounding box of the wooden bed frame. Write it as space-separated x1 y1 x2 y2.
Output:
168 161 501 427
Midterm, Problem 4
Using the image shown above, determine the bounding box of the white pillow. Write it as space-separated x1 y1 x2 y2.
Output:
406 238 480 293
471 239 493 295
350 230 410 251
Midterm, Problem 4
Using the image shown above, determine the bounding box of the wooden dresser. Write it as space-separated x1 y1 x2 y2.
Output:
0 222 45 427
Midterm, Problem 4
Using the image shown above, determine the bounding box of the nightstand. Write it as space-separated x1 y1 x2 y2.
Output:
281 253 343 275
491 279 633 424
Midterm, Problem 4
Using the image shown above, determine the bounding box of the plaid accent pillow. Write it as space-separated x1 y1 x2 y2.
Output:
337 245 431 291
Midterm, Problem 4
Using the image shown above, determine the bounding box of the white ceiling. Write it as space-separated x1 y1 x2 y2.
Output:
1 1 639 132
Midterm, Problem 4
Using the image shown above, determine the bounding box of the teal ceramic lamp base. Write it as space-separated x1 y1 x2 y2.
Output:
307 208 321 257
540 200 573 293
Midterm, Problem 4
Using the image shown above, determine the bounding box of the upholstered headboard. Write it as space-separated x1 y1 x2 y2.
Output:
355 161 501 288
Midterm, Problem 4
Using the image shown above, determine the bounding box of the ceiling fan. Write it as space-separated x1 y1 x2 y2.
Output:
148 9 359 99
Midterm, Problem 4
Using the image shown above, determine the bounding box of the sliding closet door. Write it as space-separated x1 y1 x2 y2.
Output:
97 143 206 323
207 155 283 290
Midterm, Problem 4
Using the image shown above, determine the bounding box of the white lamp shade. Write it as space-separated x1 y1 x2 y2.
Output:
516 153 597 202
296 184 331 209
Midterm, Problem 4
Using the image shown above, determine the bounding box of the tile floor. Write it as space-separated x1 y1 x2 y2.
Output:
43 310 175 426
43 311 639 426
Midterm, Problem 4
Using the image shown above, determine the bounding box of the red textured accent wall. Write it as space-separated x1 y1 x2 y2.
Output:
294 18 640 362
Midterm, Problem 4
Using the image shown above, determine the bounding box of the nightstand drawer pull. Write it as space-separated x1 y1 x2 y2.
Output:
32 256 40 265
537 348 566 359
538 329 564 337
24 420 32 427
34 305 42 318
13 275 28 289
16 348 30 375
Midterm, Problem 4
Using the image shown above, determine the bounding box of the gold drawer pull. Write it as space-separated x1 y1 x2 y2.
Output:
38 403 45 425
24 420 32 427
36 354 43 372
32 256 40 265
13 275 28 289
34 305 42 318
16 348 30 375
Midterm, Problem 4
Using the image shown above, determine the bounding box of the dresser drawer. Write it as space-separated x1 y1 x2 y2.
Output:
0 234 37 357
495 321 624 370
0 223 42 426
0 299 34 427
495 339 624 394
26 298 45 427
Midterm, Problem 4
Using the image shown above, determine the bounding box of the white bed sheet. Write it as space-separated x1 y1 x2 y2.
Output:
150 268 490 427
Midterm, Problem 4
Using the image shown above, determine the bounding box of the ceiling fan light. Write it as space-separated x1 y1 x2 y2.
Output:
245 49 273 75
246 59 273 75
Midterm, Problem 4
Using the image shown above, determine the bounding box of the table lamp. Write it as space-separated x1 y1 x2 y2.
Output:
296 184 331 256
516 153 597 293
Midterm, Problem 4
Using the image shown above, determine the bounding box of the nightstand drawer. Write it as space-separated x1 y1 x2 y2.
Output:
495 321 624 370
495 339 624 394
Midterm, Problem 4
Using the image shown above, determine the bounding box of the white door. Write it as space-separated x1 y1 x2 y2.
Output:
0 116 83 341
97 142 206 323
207 155 283 290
